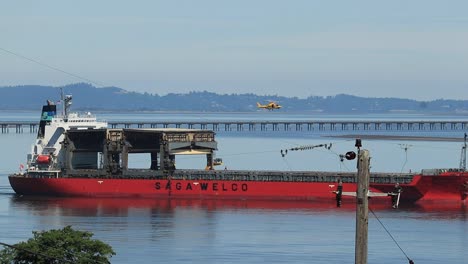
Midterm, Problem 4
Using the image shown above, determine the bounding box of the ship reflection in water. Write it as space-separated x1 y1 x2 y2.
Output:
5 197 468 264
9 196 468 220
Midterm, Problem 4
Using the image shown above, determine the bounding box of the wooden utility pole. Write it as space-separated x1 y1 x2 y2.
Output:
355 149 370 264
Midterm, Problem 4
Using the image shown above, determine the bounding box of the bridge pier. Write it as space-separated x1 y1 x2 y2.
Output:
272 123 279 131
15 124 23 133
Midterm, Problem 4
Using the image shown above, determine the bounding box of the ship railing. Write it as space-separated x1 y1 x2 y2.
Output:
66 169 110 178
65 169 167 179
421 168 465 175
369 173 414 184
53 168 415 183
123 169 166 179
27 170 61 178
170 170 415 184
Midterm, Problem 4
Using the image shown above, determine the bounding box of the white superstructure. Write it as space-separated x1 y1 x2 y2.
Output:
27 94 107 173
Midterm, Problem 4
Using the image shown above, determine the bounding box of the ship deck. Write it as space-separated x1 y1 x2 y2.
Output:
29 169 416 184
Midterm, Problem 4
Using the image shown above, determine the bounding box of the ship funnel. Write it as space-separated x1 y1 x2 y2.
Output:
37 101 57 138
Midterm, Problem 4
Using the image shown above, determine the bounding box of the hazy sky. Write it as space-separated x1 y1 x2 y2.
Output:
1 1 468 100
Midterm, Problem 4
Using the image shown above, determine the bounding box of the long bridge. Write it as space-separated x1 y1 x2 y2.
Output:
1 120 468 134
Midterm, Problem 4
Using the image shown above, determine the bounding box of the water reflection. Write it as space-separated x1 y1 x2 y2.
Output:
9 196 468 220
395 201 468 221
4 195 468 264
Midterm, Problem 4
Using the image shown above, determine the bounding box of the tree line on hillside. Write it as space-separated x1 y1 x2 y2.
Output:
1 83 467 113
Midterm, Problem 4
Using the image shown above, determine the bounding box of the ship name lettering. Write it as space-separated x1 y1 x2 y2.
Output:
200 182 209 190
242 183 248 191
171 182 192 191
154 181 248 192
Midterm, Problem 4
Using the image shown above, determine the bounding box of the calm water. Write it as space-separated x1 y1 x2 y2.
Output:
1 113 467 263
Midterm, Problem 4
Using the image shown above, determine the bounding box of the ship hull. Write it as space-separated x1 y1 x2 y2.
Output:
10 173 467 204
9 176 347 199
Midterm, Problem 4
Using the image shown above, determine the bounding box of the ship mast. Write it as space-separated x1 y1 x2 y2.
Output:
460 133 467 171
60 87 65 117
60 87 72 119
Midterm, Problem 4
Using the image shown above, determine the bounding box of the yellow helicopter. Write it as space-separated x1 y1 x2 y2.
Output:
256 101 282 110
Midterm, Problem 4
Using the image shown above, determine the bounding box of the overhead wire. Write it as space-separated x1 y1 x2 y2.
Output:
369 207 414 264
169 138 355 171
399 144 412 173
0 46 105 87
375 139 460 151
279 139 357 171
281 155 293 171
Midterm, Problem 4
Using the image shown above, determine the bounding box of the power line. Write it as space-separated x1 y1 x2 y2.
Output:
399 144 413 173
369 207 414 264
0 46 105 87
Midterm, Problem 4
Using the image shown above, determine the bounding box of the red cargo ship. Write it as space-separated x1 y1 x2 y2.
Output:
8 96 468 206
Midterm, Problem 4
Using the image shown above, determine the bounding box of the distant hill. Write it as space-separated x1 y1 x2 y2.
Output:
1 83 468 114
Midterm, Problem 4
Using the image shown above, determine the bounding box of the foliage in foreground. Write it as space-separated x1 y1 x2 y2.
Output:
0 226 115 264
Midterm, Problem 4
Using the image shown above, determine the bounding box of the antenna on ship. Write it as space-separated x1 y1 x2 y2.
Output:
60 87 65 117
460 133 467 171
60 87 72 119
